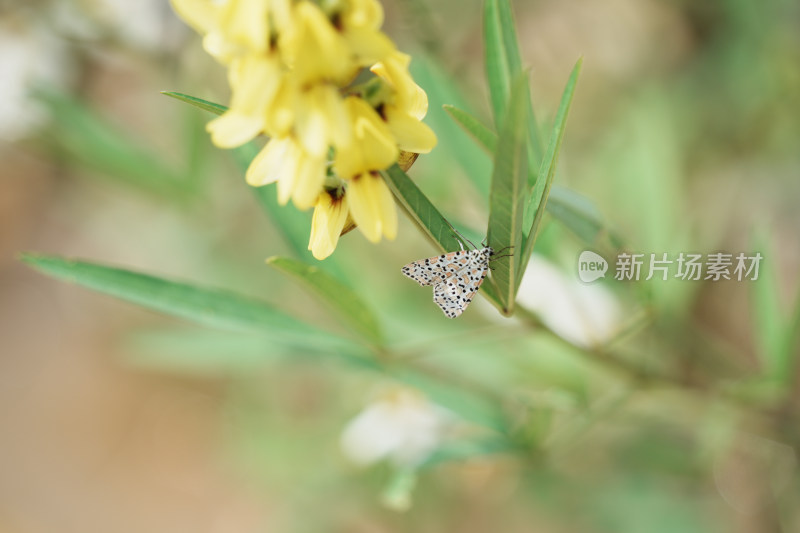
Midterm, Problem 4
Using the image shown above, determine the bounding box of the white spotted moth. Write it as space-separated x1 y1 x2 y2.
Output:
401 247 494 318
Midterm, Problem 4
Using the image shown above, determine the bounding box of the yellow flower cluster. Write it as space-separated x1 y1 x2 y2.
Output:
170 0 437 259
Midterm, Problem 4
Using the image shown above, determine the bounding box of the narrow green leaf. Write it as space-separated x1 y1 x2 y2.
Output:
496 0 544 173
517 57 583 288
125 327 378 374
486 73 529 314
523 97 543 186
443 104 498 153
124 329 287 375
381 164 465 252
547 185 606 245
266 256 383 346
495 0 523 88
443 106 612 249
23 255 510 431
161 91 228 116
483 0 543 174
34 88 186 196
21 254 349 349
483 0 512 127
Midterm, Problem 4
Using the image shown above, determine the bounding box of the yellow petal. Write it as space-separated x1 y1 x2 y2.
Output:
308 191 348 260
290 152 327 210
276 157 299 205
208 55 283 147
269 0 292 32
368 52 401 78
347 173 397 242
402 81 429 121
319 85 353 148
228 54 282 114
384 107 437 154
342 0 384 29
274 139 305 204
279 1 354 85
334 97 398 178
342 27 395 65
202 32 237 63
246 137 292 186
207 112 264 148
371 52 429 119
295 85 350 158
295 94 329 158
265 75 298 136
219 0 270 53
253 137 324 208
170 0 218 34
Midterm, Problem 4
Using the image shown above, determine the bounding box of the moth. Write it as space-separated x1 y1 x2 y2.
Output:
401 247 494 318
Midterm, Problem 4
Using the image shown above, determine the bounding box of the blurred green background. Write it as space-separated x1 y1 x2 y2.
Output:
2 0 799 532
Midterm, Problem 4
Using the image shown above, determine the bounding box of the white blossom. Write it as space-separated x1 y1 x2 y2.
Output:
340 388 451 468
516 255 623 348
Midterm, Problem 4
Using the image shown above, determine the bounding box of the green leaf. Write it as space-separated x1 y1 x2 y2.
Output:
486 73 529 314
443 105 613 250
124 325 384 375
518 57 583 288
381 164 465 252
34 88 186 196
483 0 543 175
124 329 288 375
161 91 228 116
547 185 606 245
443 104 498 153
483 0 516 127
266 256 383 346
483 0 509 126
21 254 350 349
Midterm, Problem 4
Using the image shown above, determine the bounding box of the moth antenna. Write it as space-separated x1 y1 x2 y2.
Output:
442 219 481 251
491 245 515 256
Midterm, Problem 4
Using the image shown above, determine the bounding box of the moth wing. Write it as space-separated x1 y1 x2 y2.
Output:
401 250 471 287
432 255 490 318
454 261 490 313
401 259 436 286
433 280 464 318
